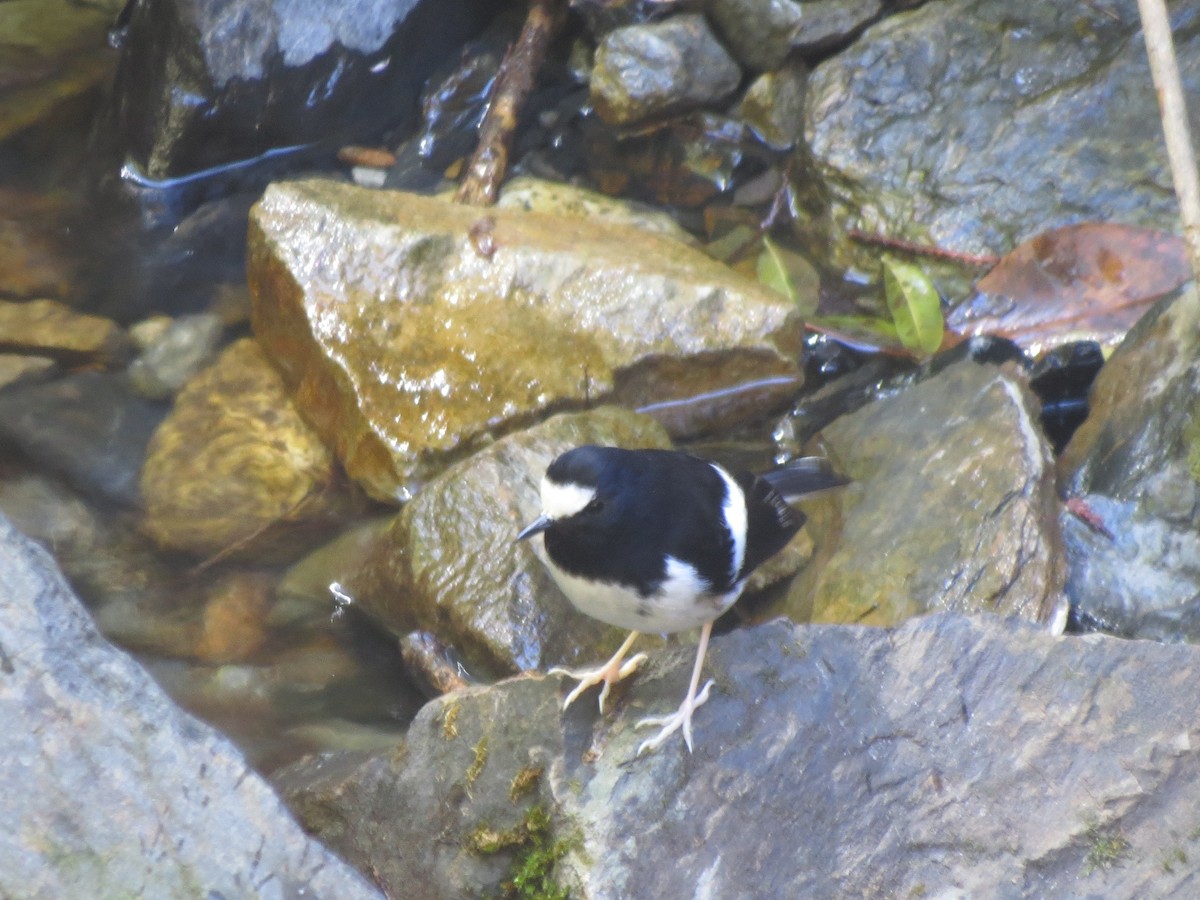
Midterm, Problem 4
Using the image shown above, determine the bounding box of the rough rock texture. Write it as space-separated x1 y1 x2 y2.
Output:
737 59 808 150
705 0 804 70
249 179 802 501
103 0 503 178
787 360 1066 627
708 0 887 67
0 513 381 899
590 14 742 125
805 0 1195 267
141 338 360 561
1059 286 1200 639
279 613 1200 899
495 175 698 245
352 406 671 676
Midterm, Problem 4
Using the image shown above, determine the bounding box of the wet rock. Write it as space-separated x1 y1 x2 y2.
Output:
786 360 1066 627
102 0 503 179
496 175 697 245
193 570 274 664
790 0 890 55
279 613 1200 899
399 630 473 698
127 312 224 398
0 353 55 391
141 338 360 562
590 14 741 126
737 59 808 150
351 406 670 676
0 371 166 504
805 1 1192 270
705 0 804 70
248 179 802 501
0 297 132 366
1059 286 1200 640
0 0 120 144
0 512 381 899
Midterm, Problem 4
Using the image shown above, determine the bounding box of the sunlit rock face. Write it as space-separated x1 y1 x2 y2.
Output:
248 178 803 502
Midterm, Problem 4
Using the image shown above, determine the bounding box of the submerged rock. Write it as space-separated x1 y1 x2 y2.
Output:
351 406 670 676
0 0 120 145
248 179 802 501
127 312 224 399
0 297 131 366
0 353 55 391
0 371 167 505
279 613 1200 898
786 359 1066 627
141 338 360 562
0 512 380 899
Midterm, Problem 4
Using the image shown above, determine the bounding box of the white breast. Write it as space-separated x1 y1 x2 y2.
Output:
541 551 742 634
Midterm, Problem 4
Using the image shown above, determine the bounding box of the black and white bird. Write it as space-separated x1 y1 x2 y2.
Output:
517 445 846 755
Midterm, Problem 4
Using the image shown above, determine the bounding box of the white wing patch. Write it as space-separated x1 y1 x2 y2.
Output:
540 477 596 520
711 463 747 583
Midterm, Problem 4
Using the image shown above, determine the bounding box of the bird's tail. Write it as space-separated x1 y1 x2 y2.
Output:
761 457 849 501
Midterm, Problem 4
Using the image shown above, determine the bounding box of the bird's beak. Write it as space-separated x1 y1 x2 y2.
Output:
516 514 553 543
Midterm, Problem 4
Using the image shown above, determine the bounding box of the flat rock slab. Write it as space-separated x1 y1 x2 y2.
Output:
0 513 380 899
282 613 1200 899
248 179 801 500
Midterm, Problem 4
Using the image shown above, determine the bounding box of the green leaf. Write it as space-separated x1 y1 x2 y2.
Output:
808 315 902 353
881 256 944 354
704 224 757 263
757 237 819 315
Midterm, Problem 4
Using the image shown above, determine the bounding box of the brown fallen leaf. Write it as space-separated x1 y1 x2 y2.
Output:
947 223 1191 353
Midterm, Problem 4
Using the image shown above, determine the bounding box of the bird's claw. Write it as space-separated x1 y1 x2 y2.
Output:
550 652 649 712
635 678 714 755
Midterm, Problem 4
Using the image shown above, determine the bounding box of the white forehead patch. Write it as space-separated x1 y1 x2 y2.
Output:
541 477 596 520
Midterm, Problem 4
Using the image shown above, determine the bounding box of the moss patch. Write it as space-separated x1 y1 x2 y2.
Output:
465 736 490 787
466 805 577 900
1083 822 1130 875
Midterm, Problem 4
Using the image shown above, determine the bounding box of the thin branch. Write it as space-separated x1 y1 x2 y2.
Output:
456 0 565 206
1136 0 1200 286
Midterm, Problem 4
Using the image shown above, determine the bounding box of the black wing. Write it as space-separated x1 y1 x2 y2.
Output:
736 457 849 579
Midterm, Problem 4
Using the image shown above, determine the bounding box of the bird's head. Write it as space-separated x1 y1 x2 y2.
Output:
516 445 621 542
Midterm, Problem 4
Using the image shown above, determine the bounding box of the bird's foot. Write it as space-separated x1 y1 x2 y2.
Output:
549 651 648 712
635 678 714 755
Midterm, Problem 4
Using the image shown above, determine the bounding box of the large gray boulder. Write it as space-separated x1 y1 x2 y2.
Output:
0 513 381 899
281 613 1200 898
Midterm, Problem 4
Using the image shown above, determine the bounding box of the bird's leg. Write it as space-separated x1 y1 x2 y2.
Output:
635 621 715 755
549 631 647 712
